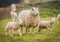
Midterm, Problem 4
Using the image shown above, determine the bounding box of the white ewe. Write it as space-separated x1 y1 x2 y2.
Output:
18 7 40 34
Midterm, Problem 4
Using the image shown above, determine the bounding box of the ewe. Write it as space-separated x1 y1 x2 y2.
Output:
18 7 40 34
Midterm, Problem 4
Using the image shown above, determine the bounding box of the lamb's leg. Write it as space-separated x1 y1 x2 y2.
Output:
5 27 8 35
26 28 28 34
57 18 59 24
38 26 42 34
21 26 23 34
18 27 22 36
32 27 35 34
47 26 52 32
26 27 30 34
10 29 14 37
38 27 42 33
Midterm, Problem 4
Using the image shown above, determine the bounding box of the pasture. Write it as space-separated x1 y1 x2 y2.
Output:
0 18 60 42
0 2 60 42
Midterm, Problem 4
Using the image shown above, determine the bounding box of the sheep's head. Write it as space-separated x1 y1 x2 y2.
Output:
11 3 16 11
17 19 23 25
50 17 55 23
31 7 39 16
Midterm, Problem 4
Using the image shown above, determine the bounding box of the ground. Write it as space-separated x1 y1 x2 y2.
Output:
0 18 60 42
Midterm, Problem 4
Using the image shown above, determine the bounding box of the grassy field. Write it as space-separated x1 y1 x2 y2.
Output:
0 2 60 42
0 18 60 42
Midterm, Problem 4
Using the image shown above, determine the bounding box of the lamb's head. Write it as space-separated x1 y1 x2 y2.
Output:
31 7 39 16
17 19 23 25
50 17 55 24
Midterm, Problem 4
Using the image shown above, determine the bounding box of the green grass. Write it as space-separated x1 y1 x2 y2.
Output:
0 18 60 42
39 3 60 17
0 2 60 42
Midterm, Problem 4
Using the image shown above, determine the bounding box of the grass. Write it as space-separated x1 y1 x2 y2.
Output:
0 2 60 42
39 2 60 17
0 18 60 42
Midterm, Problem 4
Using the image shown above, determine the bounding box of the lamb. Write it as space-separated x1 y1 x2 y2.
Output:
18 7 40 34
5 19 22 37
57 14 60 24
38 17 55 32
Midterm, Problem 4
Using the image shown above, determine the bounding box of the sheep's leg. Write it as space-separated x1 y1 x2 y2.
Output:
18 28 22 36
57 18 59 24
38 28 42 33
38 27 40 32
10 29 14 37
26 27 30 34
26 28 28 34
32 27 35 34
57 18 60 24
5 27 8 35
38 27 42 33
21 27 23 34
47 26 52 32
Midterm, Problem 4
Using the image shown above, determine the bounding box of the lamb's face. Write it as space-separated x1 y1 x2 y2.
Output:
18 19 23 25
50 18 55 23
31 7 39 16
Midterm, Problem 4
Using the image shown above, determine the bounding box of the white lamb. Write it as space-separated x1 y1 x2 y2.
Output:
5 19 22 37
38 17 55 32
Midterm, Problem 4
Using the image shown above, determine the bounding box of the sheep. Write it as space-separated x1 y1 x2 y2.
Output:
5 19 22 37
11 3 16 12
18 7 40 34
38 17 55 32
10 3 17 22
57 14 60 24
10 11 17 21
